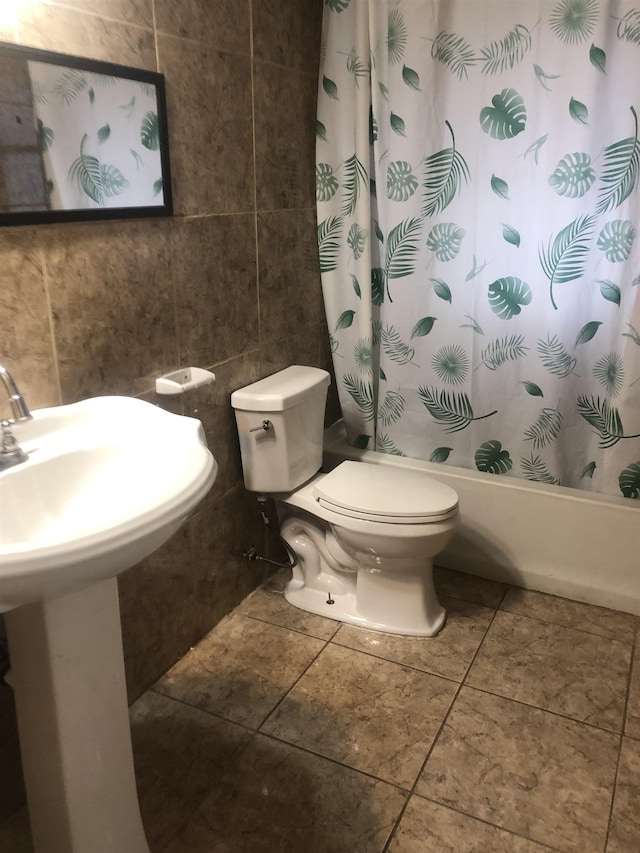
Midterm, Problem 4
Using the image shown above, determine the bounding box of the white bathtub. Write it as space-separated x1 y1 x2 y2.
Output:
323 422 640 616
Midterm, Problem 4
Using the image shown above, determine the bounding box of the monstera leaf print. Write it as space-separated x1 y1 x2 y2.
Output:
480 89 527 139
548 153 596 198
316 164 339 201
140 112 159 150
68 134 128 204
387 161 418 201
539 214 596 309
597 220 636 261
488 277 532 319
422 121 470 216
426 223 465 261
619 463 640 498
475 440 513 474
347 224 369 260
597 107 640 214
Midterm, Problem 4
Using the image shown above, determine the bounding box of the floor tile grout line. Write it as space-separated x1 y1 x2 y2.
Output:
604 641 637 850
254 636 333 732
496 604 638 645
381 598 505 852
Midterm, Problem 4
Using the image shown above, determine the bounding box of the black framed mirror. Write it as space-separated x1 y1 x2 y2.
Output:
0 41 172 226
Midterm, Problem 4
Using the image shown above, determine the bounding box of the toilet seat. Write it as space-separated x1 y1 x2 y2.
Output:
312 461 458 524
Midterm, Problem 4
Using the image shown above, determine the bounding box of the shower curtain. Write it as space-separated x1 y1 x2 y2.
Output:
317 0 640 499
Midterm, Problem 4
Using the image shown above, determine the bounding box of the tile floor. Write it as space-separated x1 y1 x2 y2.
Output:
1 566 639 852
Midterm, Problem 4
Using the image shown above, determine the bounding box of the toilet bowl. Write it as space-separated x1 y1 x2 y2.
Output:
231 366 459 636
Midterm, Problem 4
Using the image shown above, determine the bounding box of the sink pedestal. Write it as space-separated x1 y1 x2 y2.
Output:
5 577 150 853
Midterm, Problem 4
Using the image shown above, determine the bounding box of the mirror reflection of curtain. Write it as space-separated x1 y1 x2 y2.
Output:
318 0 640 500
0 56 49 212
27 60 163 210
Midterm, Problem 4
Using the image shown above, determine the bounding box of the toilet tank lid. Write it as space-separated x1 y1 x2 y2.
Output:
231 365 330 412
313 461 459 519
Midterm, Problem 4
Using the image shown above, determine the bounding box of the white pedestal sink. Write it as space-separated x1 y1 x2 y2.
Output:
0 396 218 853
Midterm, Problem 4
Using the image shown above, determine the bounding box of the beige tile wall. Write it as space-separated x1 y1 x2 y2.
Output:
0 0 330 698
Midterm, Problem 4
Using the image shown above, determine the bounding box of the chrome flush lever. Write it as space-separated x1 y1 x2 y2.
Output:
249 419 272 433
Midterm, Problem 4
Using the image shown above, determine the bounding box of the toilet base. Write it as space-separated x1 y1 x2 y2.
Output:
285 576 446 636
282 518 446 637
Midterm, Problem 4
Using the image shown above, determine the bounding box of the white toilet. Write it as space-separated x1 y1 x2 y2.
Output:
231 366 459 636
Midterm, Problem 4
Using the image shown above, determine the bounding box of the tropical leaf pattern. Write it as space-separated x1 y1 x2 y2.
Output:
317 0 640 499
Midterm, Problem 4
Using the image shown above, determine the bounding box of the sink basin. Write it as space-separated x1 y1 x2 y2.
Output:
0 395 217 612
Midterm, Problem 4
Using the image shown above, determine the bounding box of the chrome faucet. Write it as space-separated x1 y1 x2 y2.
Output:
0 364 32 470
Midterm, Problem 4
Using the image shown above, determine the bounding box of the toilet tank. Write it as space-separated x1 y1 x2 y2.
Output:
231 366 330 493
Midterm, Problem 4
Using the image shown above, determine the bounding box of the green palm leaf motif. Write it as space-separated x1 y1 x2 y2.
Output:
387 161 418 201
316 164 339 201
377 433 406 456
388 9 407 64
522 133 549 163
317 216 343 272
140 112 159 150
522 381 544 397
152 178 163 196
54 69 87 104
316 121 328 141
426 223 465 261
431 32 477 79
475 440 513 474
597 107 640 214
390 112 407 136
347 48 368 83
548 153 595 198
569 97 588 125
619 463 640 499
343 374 375 420
322 75 339 100
599 280 621 306
549 0 598 44
520 455 561 485
418 386 497 433
597 220 636 262
575 321 602 345
582 461 597 479
325 0 351 12
534 66 559 93
488 277 532 320
422 121 470 216
491 175 509 199
347 224 368 260
460 314 484 334
382 325 417 366
479 24 532 75
617 9 640 43
590 43 606 72
385 218 422 300
593 353 624 396
371 268 385 306
431 279 452 302
37 119 54 151
537 335 578 377
335 310 355 331
402 65 420 90
341 153 368 216
432 344 469 385
430 447 452 463
539 214 596 309
379 390 406 427
480 89 526 140
502 225 521 247
577 395 626 448
411 317 437 338
479 334 528 371
622 322 640 346
353 338 372 373
523 408 563 449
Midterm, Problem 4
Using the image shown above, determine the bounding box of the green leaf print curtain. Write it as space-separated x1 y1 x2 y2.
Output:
317 0 640 499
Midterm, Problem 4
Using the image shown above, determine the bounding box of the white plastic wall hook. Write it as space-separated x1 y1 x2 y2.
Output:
155 367 216 395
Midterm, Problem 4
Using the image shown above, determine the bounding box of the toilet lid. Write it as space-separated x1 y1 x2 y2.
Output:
313 461 458 523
